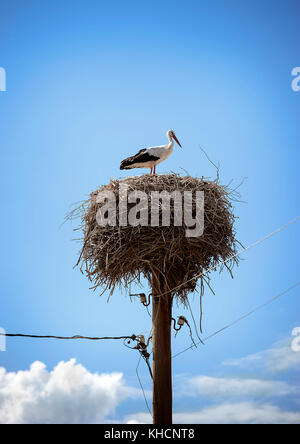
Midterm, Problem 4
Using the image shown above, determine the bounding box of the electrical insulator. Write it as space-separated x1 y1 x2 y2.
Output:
140 294 147 304
139 335 145 345
178 316 185 326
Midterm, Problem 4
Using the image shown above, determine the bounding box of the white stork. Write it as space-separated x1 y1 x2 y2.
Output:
120 130 182 175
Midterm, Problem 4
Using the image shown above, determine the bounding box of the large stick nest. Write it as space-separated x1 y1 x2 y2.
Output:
74 174 239 302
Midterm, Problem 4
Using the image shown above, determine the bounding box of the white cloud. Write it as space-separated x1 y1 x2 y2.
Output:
0 359 135 424
1 352 299 425
189 376 290 398
224 338 300 372
126 402 300 424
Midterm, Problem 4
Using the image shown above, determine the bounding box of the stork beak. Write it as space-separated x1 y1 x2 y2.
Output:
173 134 182 148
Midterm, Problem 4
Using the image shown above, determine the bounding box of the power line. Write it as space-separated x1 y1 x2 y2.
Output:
136 355 153 418
172 281 300 358
158 216 300 298
4 282 298 363
0 333 137 341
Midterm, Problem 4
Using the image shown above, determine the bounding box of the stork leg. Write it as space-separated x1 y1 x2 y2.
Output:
150 167 153 175
153 165 156 175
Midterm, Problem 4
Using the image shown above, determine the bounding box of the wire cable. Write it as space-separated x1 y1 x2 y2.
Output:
158 216 300 298
0 333 137 341
172 281 300 358
136 355 153 418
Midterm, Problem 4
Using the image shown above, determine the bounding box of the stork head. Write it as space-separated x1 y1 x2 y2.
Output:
167 130 182 148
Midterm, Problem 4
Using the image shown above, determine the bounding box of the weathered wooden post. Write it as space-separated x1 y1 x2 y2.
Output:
152 273 173 424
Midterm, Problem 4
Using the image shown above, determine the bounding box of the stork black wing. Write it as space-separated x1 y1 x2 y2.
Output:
120 149 160 170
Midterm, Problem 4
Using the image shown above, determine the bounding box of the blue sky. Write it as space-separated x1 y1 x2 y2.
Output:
0 0 299 423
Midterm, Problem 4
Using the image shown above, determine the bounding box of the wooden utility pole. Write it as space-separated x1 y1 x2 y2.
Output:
152 272 173 424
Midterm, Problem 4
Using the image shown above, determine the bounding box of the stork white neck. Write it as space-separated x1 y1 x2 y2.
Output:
166 131 174 152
